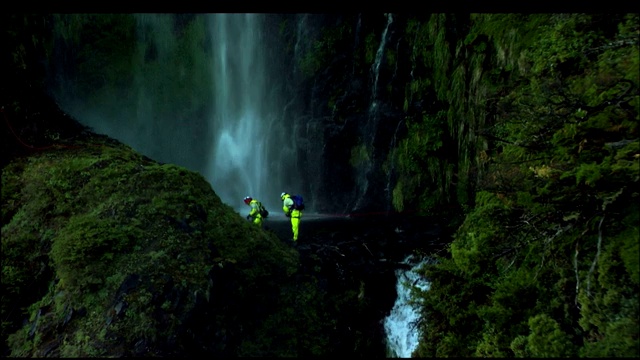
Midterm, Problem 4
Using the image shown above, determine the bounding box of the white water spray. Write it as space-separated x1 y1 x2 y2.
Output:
205 14 291 213
383 254 430 358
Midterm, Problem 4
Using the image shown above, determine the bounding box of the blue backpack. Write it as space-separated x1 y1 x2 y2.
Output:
291 195 305 211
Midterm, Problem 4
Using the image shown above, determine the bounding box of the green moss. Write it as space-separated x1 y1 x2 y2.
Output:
1 126 320 356
51 214 139 289
364 32 377 65
349 143 370 168
410 13 638 357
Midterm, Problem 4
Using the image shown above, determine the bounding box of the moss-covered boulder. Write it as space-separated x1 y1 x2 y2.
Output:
1 123 338 356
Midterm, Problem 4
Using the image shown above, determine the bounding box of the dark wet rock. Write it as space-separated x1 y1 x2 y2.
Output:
265 213 446 356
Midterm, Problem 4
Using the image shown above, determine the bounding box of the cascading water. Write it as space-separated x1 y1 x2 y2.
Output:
354 13 393 211
294 14 310 62
370 14 393 107
49 14 296 213
383 254 430 358
205 14 294 213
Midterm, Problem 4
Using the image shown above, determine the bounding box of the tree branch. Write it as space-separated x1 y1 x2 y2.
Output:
585 38 639 55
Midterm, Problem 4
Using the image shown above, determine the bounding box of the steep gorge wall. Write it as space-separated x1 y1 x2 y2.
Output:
281 14 408 214
283 14 482 216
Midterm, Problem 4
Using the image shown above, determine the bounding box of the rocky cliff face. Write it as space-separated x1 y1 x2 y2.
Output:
278 14 425 214
281 14 387 213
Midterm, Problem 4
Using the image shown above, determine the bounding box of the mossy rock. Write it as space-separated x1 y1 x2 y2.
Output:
1 130 335 357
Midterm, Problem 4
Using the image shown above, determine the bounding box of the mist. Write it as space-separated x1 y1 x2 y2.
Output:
48 14 300 213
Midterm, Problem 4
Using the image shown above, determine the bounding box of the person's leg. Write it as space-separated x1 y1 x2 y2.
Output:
291 217 299 241
291 210 301 241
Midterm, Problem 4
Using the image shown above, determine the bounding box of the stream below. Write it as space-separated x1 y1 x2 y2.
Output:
262 212 446 356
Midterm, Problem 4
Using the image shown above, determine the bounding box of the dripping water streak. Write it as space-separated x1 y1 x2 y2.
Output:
370 14 393 109
354 13 393 211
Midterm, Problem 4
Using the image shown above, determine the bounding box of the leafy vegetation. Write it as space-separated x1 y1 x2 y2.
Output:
407 13 639 357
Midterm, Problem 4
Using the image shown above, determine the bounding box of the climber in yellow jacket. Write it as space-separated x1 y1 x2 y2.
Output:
244 196 264 227
280 192 302 242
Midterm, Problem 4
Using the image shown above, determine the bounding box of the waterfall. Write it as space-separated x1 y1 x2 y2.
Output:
370 14 393 108
294 14 310 65
48 14 299 214
354 13 393 211
205 14 293 213
383 254 430 358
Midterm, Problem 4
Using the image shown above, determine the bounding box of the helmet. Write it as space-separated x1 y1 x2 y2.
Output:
244 196 252 205
280 192 287 200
